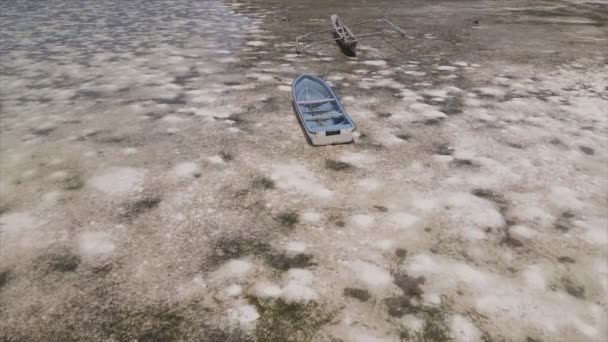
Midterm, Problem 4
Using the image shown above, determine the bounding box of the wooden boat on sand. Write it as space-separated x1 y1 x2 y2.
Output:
331 14 358 56
291 74 356 146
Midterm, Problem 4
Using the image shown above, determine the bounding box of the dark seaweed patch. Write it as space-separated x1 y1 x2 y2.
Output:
61 119 81 124
507 142 525 149
416 305 452 342
49 254 80 272
554 211 575 232
96 136 125 144
32 126 56 136
325 159 353 171
62 174 84 190
424 118 442 126
452 158 477 167
0 204 10 215
172 67 200 85
394 273 425 298
578 145 594 155
0 270 9 288
199 327 252 342
440 97 463 115
223 81 241 86
373 205 388 212
72 89 103 99
11 282 195 341
208 233 314 272
385 272 426 317
276 212 299 229
121 196 161 221
145 111 164 120
253 177 275 189
557 256 575 264
207 236 272 266
501 232 523 248
220 151 234 162
471 188 509 213
549 138 566 147
395 248 407 258
396 133 412 141
385 296 416 317
326 211 345 228
96 304 183 342
562 277 585 299
252 177 275 190
79 129 103 139
35 246 81 273
247 296 334 342
265 253 315 271
344 288 371 302
261 97 279 112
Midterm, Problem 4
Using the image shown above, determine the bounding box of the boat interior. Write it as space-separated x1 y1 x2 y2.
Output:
294 79 349 128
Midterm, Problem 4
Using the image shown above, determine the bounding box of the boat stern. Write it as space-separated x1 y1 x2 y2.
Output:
309 128 354 146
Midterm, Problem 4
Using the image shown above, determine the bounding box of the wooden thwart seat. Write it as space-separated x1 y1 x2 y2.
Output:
297 98 336 105
305 113 344 121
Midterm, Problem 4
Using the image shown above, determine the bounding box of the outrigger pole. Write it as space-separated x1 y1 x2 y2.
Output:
295 16 407 55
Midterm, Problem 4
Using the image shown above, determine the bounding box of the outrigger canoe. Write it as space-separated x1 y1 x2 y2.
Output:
291 74 356 146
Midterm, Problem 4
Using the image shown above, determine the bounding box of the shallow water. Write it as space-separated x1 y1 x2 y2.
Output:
1 0 253 111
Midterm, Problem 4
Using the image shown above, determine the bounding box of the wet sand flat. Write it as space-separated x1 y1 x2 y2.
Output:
1 0 607 341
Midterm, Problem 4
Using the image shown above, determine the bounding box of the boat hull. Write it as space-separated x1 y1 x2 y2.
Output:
308 128 354 145
291 74 356 146
331 14 358 56
333 31 358 57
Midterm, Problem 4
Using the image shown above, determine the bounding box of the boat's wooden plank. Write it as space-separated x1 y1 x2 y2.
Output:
297 98 336 105
305 113 344 121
